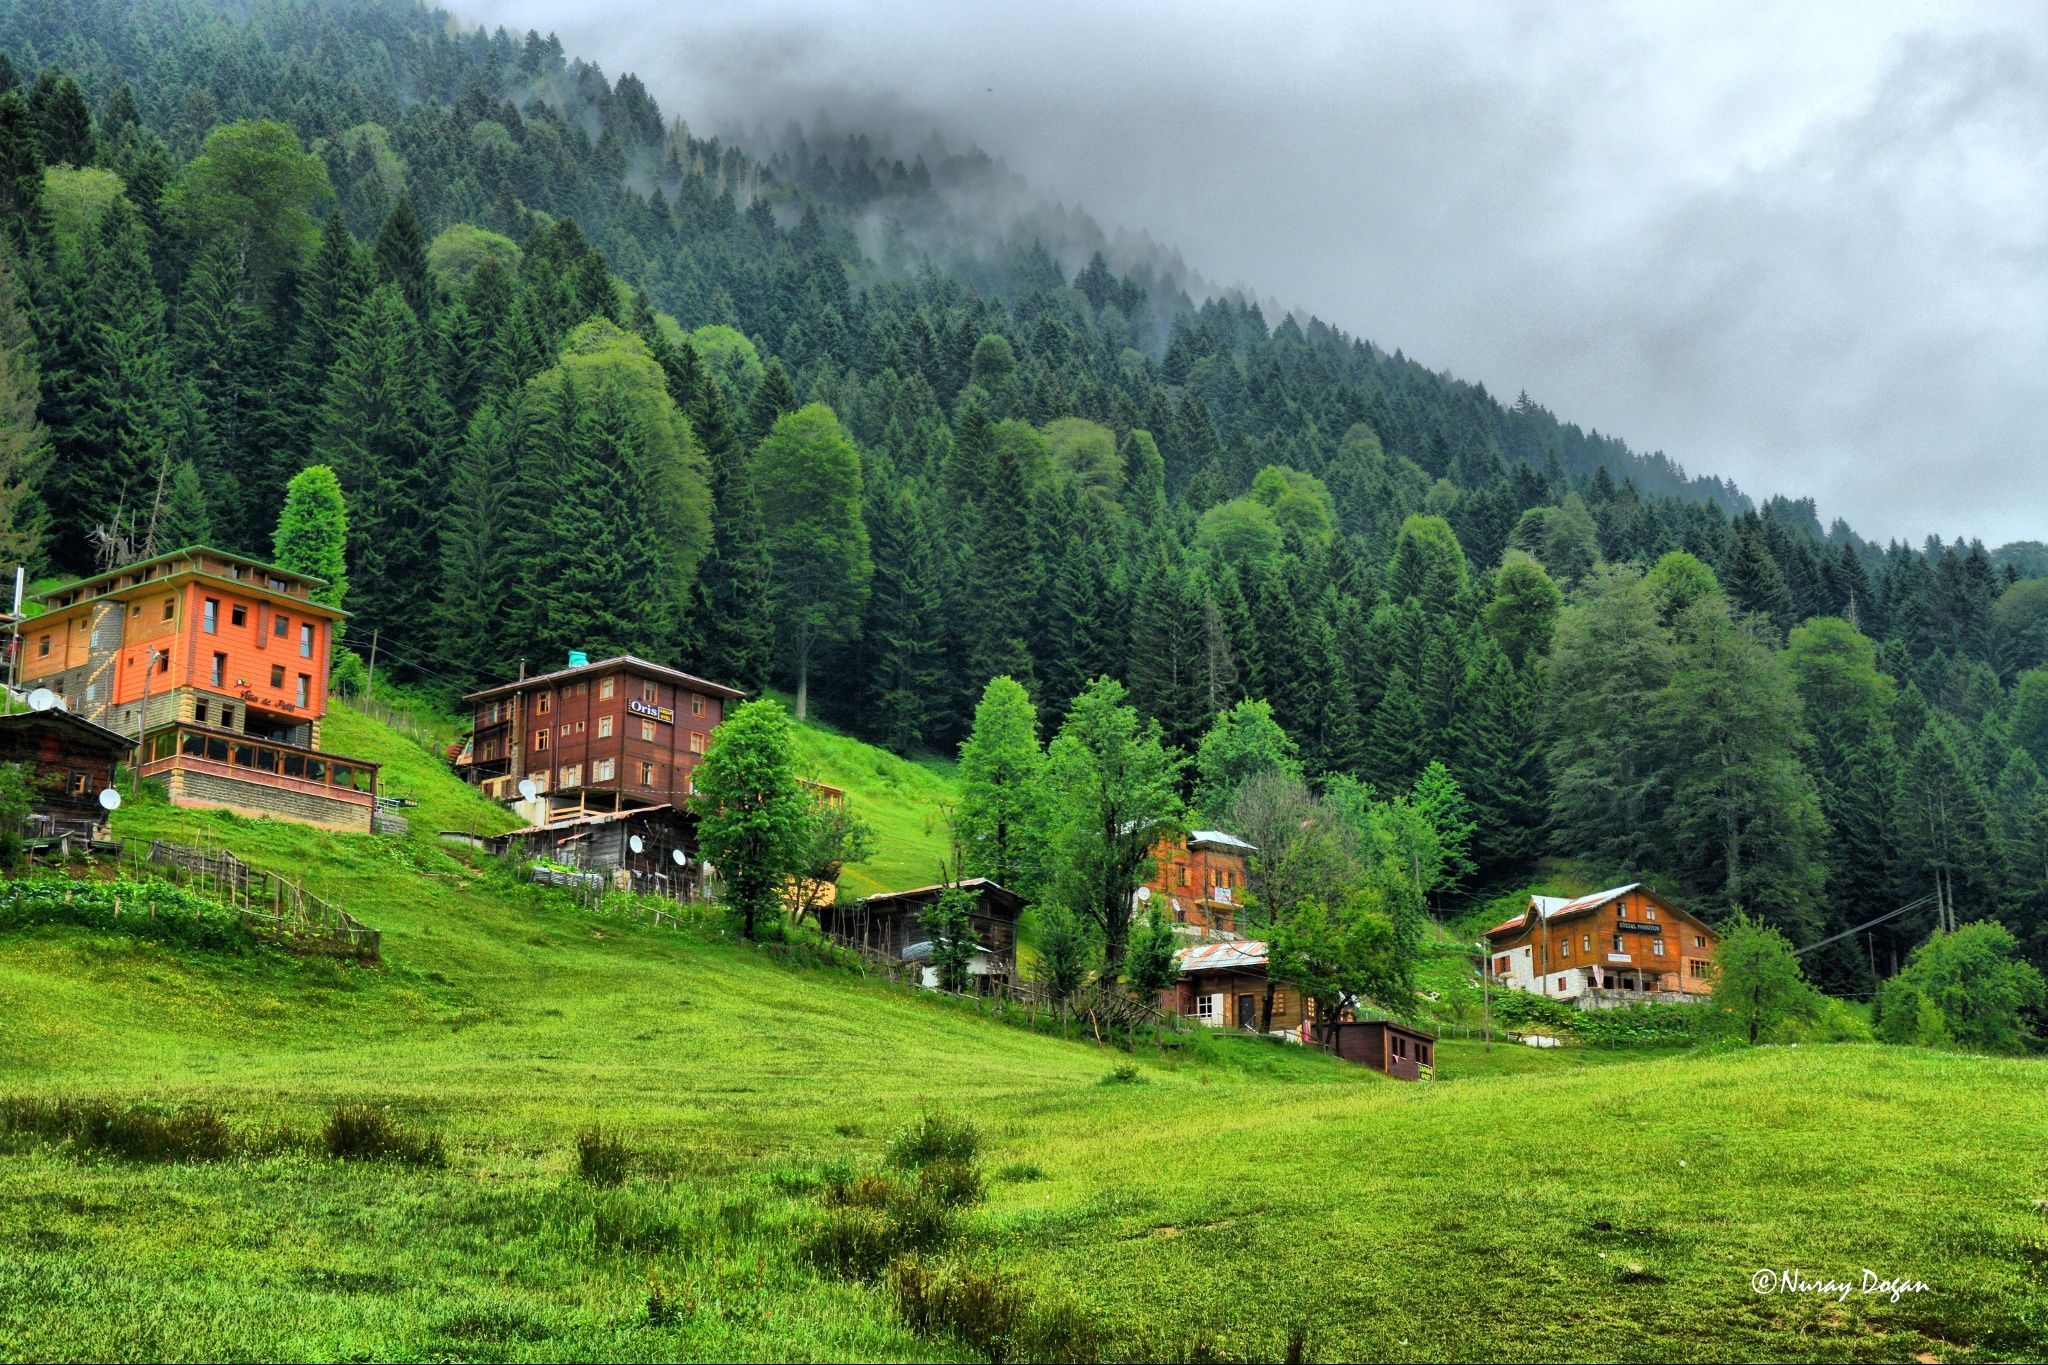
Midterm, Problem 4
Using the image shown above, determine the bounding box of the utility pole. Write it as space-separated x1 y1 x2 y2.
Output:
1477 940 1491 1054
365 629 379 701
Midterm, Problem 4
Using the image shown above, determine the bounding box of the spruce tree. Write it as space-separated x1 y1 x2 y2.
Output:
964 440 1040 696
42 199 174 569
0 247 46 565
371 199 433 320
859 480 946 752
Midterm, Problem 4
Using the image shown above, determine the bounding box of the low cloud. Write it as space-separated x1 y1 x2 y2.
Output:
461 0 2047 547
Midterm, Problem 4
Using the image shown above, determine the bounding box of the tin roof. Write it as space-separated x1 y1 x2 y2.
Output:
465 655 746 703
1484 883 1647 939
1175 940 1268 974
1187 828 1256 852
0 707 136 754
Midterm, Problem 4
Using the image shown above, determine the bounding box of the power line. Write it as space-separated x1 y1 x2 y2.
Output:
1793 894 1936 957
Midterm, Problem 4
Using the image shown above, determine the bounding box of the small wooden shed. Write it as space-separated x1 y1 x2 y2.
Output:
1326 1019 1438 1081
0 708 133 835
817 878 1022 983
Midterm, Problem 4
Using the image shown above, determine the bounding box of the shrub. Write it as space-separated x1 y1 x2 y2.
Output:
801 1206 899 1280
889 1256 1102 1363
575 1125 632 1186
0 879 256 955
1571 1003 1719 1048
1100 1063 1145 1085
322 1105 445 1166
0 1096 238 1163
887 1114 981 1170
917 1157 986 1210
995 1162 1046 1184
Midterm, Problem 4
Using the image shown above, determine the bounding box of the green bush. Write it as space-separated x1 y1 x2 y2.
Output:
1571 1003 1721 1048
887 1114 981 1170
322 1105 445 1166
575 1125 632 1186
1100 1063 1145 1085
0 1095 241 1163
917 1157 986 1210
888 1256 1102 1363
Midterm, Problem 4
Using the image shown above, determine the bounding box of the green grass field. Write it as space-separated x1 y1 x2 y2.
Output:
0 709 2043 1362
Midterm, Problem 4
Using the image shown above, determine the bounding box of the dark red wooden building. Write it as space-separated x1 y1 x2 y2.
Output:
1326 1019 1438 1081
0 708 134 835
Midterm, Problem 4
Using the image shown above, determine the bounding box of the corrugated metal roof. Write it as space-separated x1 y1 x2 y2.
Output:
1175 940 1268 973
1485 883 1647 939
1187 829 1256 852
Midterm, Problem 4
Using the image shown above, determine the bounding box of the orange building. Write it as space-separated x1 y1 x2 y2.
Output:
19 547 377 830
1483 883 1717 1005
1143 828 1255 938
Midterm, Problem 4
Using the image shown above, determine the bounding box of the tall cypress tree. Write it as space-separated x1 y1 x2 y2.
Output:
859 479 947 752
435 392 522 686
964 441 1040 695
174 235 265 546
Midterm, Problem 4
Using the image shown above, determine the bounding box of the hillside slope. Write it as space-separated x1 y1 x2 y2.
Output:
0 711 2042 1362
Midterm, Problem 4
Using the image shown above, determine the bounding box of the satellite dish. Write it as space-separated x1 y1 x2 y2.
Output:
671 848 687 867
98 788 121 812
1135 886 1152 902
26 688 53 712
628 834 645 855
517 778 539 801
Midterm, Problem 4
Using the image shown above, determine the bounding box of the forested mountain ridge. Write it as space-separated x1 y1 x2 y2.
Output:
0 0 2043 1006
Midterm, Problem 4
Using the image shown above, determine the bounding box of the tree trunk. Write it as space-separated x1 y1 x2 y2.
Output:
795 650 809 721
1261 979 1276 1032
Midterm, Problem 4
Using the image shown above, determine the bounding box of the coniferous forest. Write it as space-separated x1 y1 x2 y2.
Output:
0 0 2045 1003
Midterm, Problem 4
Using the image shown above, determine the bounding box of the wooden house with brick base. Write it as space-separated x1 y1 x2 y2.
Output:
1483 883 1717 1006
817 879 1023 988
1163 940 1305 1034
17 548 376 831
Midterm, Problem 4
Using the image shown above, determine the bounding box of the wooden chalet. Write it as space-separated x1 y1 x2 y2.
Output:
1483 883 1717 1006
816 879 1022 988
1144 828 1255 938
0 708 133 838
460 654 744 821
17 547 377 831
1325 1019 1437 1081
1163 940 1306 1034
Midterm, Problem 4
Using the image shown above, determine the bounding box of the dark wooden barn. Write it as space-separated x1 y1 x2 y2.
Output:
816 878 1022 983
0 709 134 836
1326 1019 1438 1081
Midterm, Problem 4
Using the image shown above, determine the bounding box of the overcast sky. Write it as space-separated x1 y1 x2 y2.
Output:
462 0 2046 547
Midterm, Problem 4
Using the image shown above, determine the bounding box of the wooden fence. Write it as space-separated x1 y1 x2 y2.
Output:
116 838 381 963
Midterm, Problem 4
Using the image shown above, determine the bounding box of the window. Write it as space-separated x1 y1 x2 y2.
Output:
1645 906 1658 920
274 614 289 638
1494 955 1509 974
231 605 246 627
599 677 615 700
1392 1035 1408 1059
574 720 585 734
533 729 550 752
639 761 655 785
203 598 219 633
597 715 613 739
559 723 572 738
131 605 142 618
1689 959 1710 979
270 665 286 689
642 680 658 703
559 763 582 787
1583 934 1591 952
155 653 168 674
300 623 313 658
36 635 48 657
162 598 175 621
1652 938 1666 956
537 692 552 715
1560 937 1571 959
531 770 547 793
1418 1043 1433 1067
690 695 706 717
220 705 235 729
639 719 656 741
688 731 706 755
211 652 227 686
1694 934 1706 949
195 700 209 724
1195 994 1217 1021
1613 934 1625 953
296 673 310 707
592 758 616 782
1272 989 1288 1013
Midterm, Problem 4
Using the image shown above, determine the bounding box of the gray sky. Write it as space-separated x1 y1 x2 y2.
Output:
463 0 2047 548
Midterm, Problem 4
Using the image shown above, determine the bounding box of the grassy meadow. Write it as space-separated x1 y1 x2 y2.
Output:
0 706 2043 1362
